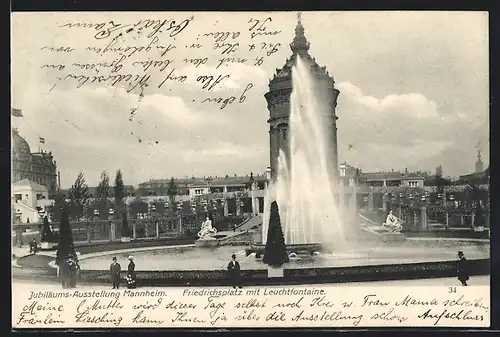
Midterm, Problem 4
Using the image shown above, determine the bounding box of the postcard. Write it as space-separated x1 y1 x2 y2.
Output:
11 11 490 328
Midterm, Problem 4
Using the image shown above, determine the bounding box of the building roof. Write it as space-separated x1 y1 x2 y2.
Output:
361 172 425 180
139 174 267 188
268 16 334 87
12 129 31 155
12 178 48 190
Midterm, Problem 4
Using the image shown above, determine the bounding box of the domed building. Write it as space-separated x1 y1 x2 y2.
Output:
12 128 58 196
265 14 340 181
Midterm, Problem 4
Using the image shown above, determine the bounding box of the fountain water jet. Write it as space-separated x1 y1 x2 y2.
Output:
262 56 346 253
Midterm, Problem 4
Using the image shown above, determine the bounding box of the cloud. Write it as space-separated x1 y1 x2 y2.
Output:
338 82 440 119
140 93 227 127
336 81 487 174
181 141 264 162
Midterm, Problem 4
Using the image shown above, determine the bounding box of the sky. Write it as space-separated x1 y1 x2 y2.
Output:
11 11 489 188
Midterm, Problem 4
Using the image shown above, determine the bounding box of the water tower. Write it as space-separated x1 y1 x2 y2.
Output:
265 13 340 182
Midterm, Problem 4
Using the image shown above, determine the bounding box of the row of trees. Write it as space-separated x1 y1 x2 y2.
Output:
47 170 127 222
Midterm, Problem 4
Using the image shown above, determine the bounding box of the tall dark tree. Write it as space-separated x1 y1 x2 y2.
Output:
96 171 110 200
263 201 289 268
167 177 177 213
47 191 66 222
114 169 125 217
56 202 78 266
92 170 111 219
69 172 89 220
121 212 131 238
40 216 55 242
465 183 488 226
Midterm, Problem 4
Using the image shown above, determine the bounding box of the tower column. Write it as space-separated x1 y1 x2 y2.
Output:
269 126 280 181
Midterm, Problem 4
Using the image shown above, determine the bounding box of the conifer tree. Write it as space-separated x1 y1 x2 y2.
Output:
56 202 78 266
114 169 125 216
263 201 289 268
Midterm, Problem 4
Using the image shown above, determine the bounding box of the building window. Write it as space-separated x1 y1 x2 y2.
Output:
14 194 22 202
195 189 203 195
408 181 418 187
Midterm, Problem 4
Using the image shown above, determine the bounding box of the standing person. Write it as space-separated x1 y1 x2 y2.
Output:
109 257 121 289
67 257 80 288
29 238 38 254
126 256 137 289
128 256 136 280
227 254 242 289
457 251 469 286
59 259 69 289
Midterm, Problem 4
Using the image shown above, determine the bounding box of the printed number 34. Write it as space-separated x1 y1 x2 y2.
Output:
448 287 456 293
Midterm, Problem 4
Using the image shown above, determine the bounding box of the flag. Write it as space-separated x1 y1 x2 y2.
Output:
11 108 23 117
39 137 46 144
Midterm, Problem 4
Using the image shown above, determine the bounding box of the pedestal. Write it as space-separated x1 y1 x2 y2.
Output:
178 217 183 235
41 241 56 250
132 222 137 240
349 187 357 215
267 266 284 278
86 223 92 243
368 192 374 211
420 207 427 230
110 222 116 241
194 238 219 247
251 190 256 215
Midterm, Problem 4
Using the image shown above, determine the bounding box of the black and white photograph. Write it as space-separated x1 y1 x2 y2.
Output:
11 11 490 328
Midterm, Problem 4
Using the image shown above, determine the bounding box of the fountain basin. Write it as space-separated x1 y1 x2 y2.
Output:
78 239 489 271
248 243 322 257
34 238 488 286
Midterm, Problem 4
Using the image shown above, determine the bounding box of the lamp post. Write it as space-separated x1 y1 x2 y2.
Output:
38 209 46 221
165 201 171 231
176 201 183 235
150 204 159 238
15 209 23 248
108 208 115 241
190 199 197 232
38 209 46 236
93 209 100 242
381 192 388 213
236 197 241 216
202 198 208 218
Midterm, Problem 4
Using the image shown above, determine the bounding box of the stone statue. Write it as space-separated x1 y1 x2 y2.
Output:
197 217 217 239
383 210 403 232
